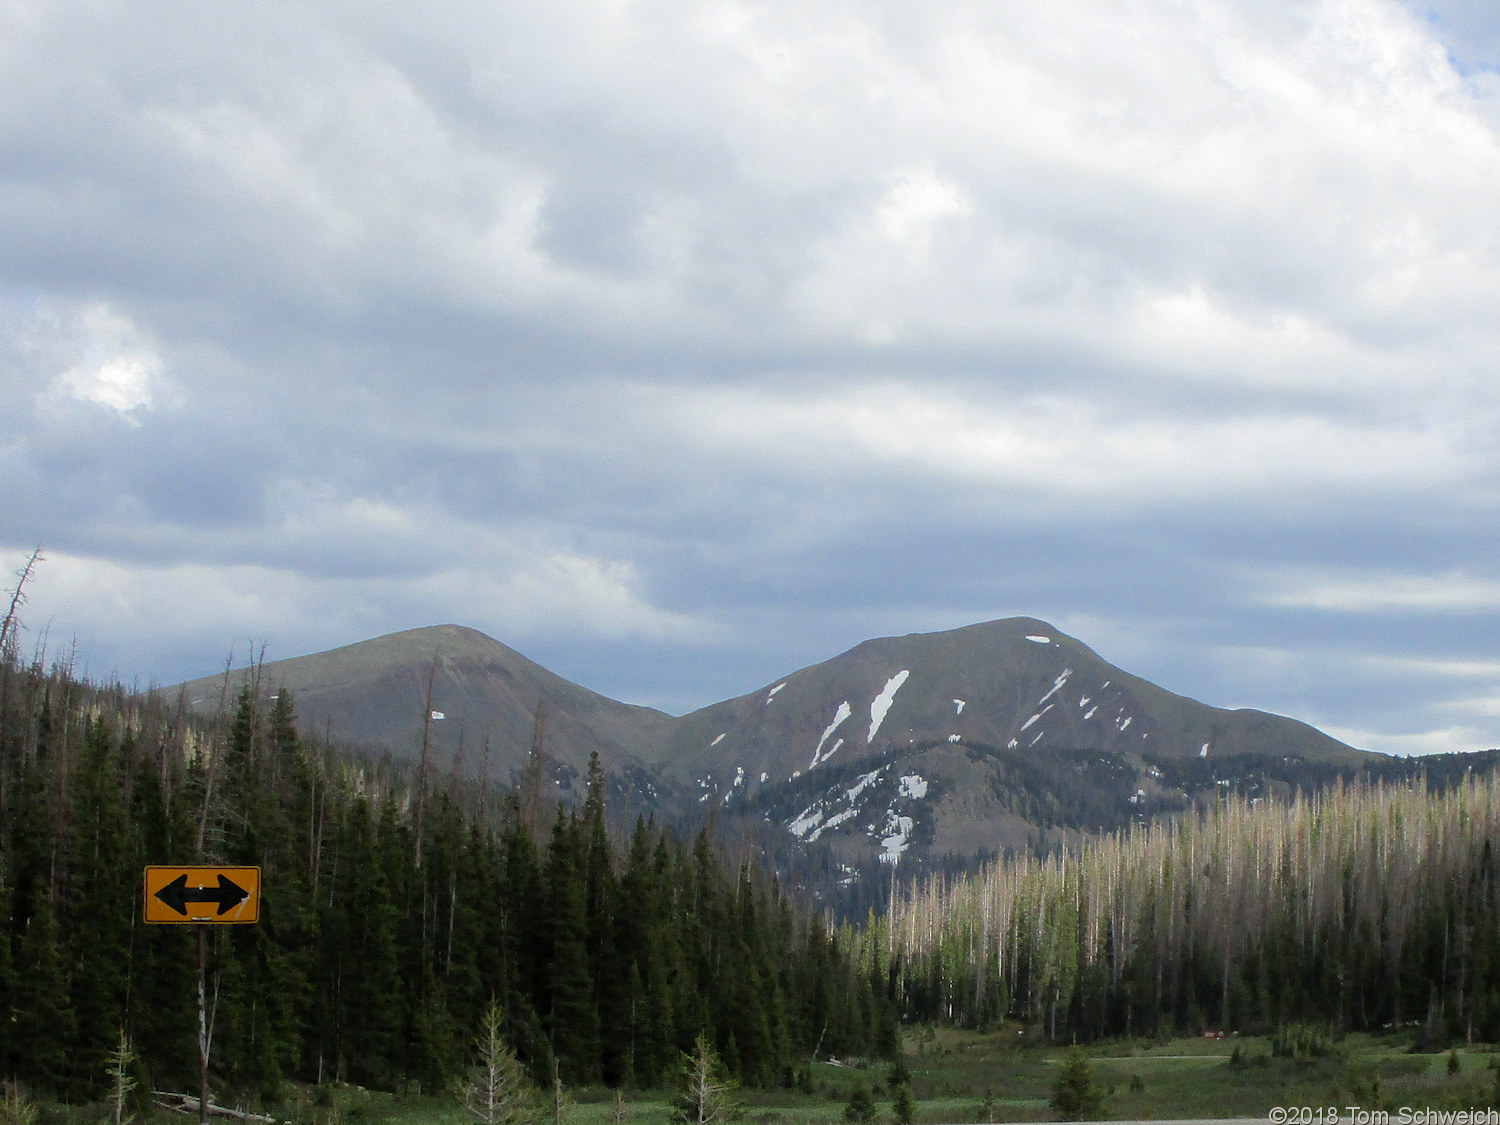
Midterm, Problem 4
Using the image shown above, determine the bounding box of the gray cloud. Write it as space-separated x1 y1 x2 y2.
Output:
3 0 1500 754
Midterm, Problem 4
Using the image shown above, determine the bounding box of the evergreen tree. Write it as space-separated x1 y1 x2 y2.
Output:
844 1083 877 1125
544 807 599 1083
0 651 881 1100
1049 1049 1105 1122
105 1028 139 1125
11 886 73 1091
886 1054 911 1094
671 1032 739 1125
891 1083 915 1125
459 1001 539 1125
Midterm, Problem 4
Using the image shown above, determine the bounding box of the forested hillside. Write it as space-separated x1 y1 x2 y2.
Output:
0 647 891 1106
881 776 1500 1044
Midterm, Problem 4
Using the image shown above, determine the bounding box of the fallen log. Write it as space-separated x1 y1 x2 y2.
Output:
152 1091 279 1124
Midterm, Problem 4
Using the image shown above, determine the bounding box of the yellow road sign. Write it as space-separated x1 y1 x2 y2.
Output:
144 866 261 924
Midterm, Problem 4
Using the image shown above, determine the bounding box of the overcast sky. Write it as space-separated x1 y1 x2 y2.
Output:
3 0 1499 755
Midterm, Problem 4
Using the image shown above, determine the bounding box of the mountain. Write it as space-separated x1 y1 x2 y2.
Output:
176 623 677 801
666 616 1367 867
174 617 1376 870
664 615 1355 788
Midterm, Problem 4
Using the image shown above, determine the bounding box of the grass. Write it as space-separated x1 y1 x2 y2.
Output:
20 1031 1500 1124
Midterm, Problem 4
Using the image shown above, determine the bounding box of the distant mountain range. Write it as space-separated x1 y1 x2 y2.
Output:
176 617 1379 876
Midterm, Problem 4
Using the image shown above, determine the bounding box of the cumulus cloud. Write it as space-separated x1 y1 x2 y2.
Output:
8 302 169 426
19 542 711 686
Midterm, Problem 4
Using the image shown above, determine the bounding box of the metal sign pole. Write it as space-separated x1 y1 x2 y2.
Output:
197 924 208 1125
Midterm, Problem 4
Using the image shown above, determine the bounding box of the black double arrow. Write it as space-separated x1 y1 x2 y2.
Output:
154 873 250 917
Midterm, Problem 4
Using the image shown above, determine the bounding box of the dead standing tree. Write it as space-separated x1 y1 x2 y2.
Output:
0 545 42 658
517 701 549 845
0 546 42 832
415 648 441 869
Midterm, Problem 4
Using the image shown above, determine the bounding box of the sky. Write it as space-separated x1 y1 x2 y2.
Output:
3 0 1499 756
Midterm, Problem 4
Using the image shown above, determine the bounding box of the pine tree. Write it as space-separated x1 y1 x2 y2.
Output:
1 1081 39 1125
671 1032 739 1125
544 807 599 1083
10 886 74 1091
886 1053 911 1094
1049 1049 1105 1121
0 651 882 1101
844 1083 877 1125
105 1028 139 1125
459 1001 539 1125
891 1083 915 1125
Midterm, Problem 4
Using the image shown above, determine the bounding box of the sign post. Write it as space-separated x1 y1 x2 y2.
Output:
145 867 261 1124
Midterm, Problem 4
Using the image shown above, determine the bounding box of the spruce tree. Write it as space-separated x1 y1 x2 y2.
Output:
891 1083 915 1125
1049 1049 1105 1121
459 1001 539 1125
843 1083 877 1125
544 806 599 1083
671 1031 739 1125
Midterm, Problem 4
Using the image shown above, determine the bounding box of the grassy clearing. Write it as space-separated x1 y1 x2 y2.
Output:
22 1031 1500 1124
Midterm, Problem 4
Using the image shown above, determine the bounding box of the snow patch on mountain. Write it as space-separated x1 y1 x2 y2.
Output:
766 682 786 703
847 768 883 803
789 805 824 839
899 774 928 799
1021 704 1053 731
880 814 915 863
811 701 852 767
822 807 860 834
1026 635 1051 644
1038 668 1073 706
867 670 910 742
953 698 966 715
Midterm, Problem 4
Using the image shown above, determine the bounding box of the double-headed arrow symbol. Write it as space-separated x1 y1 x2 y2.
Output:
153 873 250 917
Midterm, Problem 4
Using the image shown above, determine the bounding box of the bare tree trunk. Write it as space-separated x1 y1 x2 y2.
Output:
477 731 493 823
415 649 440 869
0 546 42 657
520 702 548 844
196 651 237 856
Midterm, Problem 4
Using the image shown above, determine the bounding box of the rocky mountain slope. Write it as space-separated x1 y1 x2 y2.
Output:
176 617 1376 868
668 616 1366 867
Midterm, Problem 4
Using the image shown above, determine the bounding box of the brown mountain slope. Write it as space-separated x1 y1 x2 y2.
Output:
664 616 1362 798
172 617 1375 865
176 624 676 791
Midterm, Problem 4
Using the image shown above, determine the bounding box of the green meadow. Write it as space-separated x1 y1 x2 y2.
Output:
21 1029 1500 1125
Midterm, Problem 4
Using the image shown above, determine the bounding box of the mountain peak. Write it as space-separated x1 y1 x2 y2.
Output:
173 616 1370 868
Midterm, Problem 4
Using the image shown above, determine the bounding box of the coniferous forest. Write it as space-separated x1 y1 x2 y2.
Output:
0 647 891 1106
881 775 1500 1044
9 617 1500 1115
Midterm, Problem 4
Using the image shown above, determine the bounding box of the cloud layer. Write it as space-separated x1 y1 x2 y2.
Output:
3 0 1499 753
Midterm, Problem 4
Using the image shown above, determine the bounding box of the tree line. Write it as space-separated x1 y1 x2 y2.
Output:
879 774 1500 1043
0 644 893 1108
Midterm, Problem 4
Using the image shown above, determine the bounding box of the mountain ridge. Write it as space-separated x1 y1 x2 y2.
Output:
174 616 1375 868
